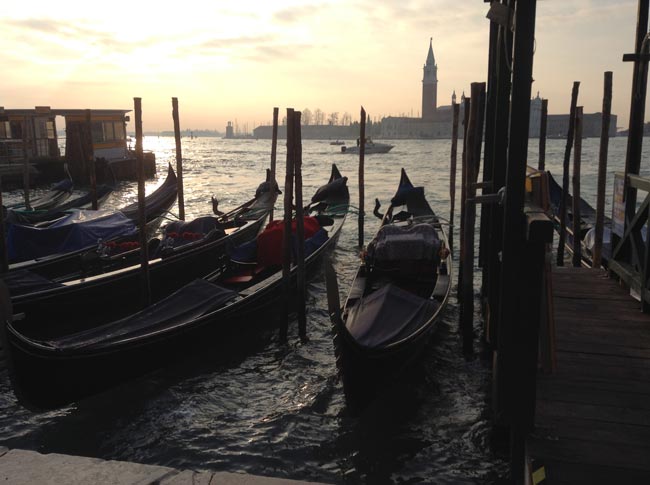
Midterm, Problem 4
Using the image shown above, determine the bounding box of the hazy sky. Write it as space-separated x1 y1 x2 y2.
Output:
0 0 642 132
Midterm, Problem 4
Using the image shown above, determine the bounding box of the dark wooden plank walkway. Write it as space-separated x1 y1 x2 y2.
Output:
527 266 650 484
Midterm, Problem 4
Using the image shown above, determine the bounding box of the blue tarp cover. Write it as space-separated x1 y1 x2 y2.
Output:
7 210 137 263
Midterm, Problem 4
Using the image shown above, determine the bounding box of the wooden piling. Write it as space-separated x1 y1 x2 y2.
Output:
133 98 151 308
457 98 471 300
572 107 583 267
280 108 295 342
269 107 279 222
556 81 580 266
460 82 486 355
293 112 307 341
593 72 613 268
85 110 98 210
449 102 460 252
484 9 514 346
21 116 30 210
358 107 366 248
172 98 185 220
0 177 8 274
538 99 548 171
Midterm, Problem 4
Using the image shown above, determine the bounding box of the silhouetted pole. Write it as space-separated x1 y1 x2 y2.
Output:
449 102 460 252
457 97 471 300
556 81 580 266
358 107 366 248
460 82 486 355
21 116 31 210
172 97 185 220
134 97 151 308
293 111 307 341
572 107 583 267
0 177 8 273
538 99 548 171
269 107 279 222
280 108 295 342
85 110 98 210
593 72 613 268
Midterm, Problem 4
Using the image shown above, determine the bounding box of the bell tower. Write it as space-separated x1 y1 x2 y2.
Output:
422 37 438 121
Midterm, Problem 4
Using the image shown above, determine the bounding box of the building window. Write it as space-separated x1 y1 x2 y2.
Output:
113 122 125 140
0 121 10 139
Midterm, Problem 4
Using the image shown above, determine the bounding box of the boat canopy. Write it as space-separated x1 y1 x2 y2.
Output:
346 283 439 348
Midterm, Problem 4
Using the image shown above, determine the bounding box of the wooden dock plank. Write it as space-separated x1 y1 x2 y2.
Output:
527 267 650 483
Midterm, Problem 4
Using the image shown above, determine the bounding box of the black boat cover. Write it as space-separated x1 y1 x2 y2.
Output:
368 223 441 262
162 216 226 247
40 279 238 351
346 283 439 349
4 269 64 296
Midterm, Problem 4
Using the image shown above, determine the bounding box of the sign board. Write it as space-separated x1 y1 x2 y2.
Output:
612 172 625 238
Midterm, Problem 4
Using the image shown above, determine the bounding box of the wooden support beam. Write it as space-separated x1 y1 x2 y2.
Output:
593 72 613 269
133 97 151 308
293 111 307 341
269 107 279 222
458 97 471 300
358 107 366 248
556 82 580 266
572 107 583 267
172 98 185 220
85 110 98 210
0 177 8 273
449 102 460 253
538 99 548 171
460 82 486 356
280 108 295 342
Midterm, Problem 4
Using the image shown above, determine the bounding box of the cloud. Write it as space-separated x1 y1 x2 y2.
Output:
273 4 328 23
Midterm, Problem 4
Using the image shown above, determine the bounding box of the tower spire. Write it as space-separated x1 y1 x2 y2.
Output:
422 37 438 121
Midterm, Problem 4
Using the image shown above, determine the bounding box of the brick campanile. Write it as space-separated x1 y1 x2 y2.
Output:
422 37 438 121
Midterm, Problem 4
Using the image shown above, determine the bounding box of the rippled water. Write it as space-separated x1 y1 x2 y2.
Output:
0 136 637 483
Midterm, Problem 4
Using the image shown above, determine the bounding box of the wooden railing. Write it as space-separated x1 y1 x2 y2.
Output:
609 172 650 311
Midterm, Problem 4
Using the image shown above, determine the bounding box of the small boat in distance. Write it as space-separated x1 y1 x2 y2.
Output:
330 139 345 145
341 137 394 154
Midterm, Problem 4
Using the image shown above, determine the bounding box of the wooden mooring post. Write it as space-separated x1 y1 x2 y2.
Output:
556 81 580 266
483 1 514 346
593 72 613 268
358 107 366 248
457 98 471 300
460 82 486 355
491 0 541 481
172 97 185 221
280 108 296 342
449 102 459 253
133 97 151 308
0 177 8 273
269 107 279 222
21 116 31 210
538 99 548 171
571 106 583 267
85 110 98 210
293 111 307 341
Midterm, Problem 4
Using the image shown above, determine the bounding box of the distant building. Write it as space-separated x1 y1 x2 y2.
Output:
528 92 617 138
380 39 465 139
225 121 234 139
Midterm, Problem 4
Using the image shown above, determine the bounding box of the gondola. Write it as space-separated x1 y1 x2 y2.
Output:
6 184 115 225
2 164 349 407
7 178 73 212
547 170 612 267
327 168 451 412
7 172 279 327
5 164 178 275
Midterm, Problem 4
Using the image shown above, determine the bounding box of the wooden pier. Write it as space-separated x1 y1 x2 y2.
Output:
527 267 650 483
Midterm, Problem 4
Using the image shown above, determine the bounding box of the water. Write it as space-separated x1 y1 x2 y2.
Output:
0 136 638 484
